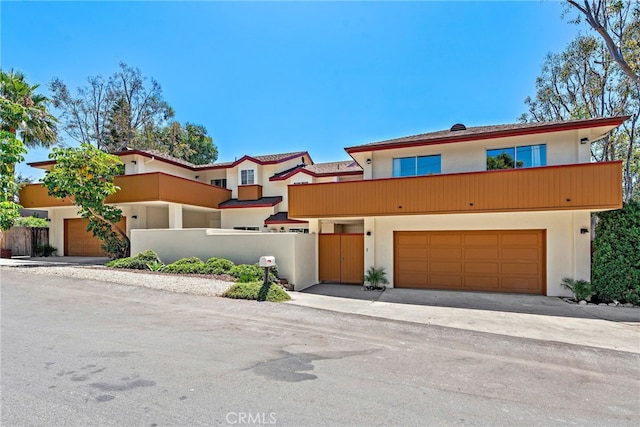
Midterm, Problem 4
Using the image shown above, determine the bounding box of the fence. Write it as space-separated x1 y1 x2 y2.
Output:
5 227 50 256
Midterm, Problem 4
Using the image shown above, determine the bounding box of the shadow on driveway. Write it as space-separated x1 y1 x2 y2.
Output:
302 284 640 323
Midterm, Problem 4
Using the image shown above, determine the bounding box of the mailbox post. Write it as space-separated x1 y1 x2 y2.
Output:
258 256 276 301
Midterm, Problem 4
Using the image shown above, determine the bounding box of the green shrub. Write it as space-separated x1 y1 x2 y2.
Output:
36 243 57 257
363 266 388 290
106 250 163 270
14 216 48 228
592 201 640 304
561 278 595 302
229 263 278 283
163 257 207 274
222 282 290 302
205 257 235 275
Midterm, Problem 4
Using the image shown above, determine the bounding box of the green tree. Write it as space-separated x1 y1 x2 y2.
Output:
521 34 639 200
42 143 130 258
566 1 639 84
1 70 56 253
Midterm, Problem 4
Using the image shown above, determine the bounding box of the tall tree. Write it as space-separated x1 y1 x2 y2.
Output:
50 62 173 152
50 63 217 164
42 143 130 258
566 0 639 84
521 35 639 200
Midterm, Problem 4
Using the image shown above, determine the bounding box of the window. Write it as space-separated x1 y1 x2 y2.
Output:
241 169 255 185
233 226 259 231
211 178 227 188
288 228 309 233
393 155 441 177
486 144 546 170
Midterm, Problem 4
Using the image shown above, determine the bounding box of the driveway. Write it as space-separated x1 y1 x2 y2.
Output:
293 284 640 353
2 268 639 426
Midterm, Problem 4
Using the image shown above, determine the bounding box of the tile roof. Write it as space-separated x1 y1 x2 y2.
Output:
305 161 362 175
251 151 308 163
264 211 307 224
346 116 629 153
218 196 283 209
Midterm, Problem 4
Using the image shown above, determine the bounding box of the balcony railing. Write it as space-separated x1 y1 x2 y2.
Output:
288 161 623 218
20 172 232 209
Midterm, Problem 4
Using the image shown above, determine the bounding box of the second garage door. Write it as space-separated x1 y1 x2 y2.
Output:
394 230 545 294
64 218 126 257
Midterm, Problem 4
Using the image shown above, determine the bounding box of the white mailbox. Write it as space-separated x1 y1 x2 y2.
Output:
259 256 276 267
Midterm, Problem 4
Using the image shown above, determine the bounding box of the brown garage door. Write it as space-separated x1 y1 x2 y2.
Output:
64 218 126 257
394 230 545 294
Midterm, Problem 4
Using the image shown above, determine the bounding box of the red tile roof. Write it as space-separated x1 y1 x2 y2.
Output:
346 116 630 154
269 160 362 181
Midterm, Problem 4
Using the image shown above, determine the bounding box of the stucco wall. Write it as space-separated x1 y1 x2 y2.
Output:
221 207 275 230
356 128 591 180
367 210 592 296
130 229 317 290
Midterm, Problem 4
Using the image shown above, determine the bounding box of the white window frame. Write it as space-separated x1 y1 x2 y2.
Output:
241 169 255 185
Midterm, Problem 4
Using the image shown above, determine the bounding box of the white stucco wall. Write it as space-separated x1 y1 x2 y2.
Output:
353 128 592 180
365 210 592 296
130 229 317 290
221 207 276 230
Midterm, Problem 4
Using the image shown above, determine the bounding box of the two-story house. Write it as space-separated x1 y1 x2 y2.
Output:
288 116 626 295
20 150 362 257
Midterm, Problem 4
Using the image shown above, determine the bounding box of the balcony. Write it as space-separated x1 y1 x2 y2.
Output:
288 161 623 218
20 172 232 209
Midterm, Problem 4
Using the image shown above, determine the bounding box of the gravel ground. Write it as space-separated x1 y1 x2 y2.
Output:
0 265 235 296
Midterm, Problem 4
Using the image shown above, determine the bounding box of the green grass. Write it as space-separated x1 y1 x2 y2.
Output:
222 282 290 302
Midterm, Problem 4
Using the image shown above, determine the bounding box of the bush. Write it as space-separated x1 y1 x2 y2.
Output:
561 278 595 302
363 266 388 290
106 250 163 270
14 216 48 228
229 263 278 283
36 243 57 257
222 282 290 302
205 257 235 275
163 257 207 274
592 201 640 304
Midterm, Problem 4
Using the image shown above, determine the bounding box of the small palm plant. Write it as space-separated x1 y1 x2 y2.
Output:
363 266 389 291
561 277 595 302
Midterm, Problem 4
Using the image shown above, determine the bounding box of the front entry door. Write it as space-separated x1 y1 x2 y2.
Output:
319 234 364 284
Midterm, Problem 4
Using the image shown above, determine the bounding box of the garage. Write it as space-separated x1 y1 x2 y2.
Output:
394 230 545 294
64 218 126 257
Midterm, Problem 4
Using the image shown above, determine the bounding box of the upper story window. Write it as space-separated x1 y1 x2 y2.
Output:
211 178 227 189
486 144 546 170
392 155 441 177
241 169 255 185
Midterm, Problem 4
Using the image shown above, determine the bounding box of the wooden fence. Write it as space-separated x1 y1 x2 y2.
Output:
5 227 50 256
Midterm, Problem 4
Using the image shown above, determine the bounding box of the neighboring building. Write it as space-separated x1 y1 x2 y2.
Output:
20 116 626 295
19 150 362 257
288 116 626 295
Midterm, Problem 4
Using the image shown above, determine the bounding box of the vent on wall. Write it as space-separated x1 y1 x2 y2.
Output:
450 123 466 131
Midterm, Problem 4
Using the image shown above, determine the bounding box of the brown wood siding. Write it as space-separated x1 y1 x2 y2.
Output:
64 217 126 257
288 162 623 218
394 230 545 294
20 173 232 209
238 185 263 201
319 234 364 284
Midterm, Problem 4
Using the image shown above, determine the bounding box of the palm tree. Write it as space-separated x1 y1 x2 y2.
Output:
0 69 58 146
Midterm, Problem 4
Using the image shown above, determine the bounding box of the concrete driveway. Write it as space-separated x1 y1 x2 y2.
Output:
291 284 640 353
0 256 110 267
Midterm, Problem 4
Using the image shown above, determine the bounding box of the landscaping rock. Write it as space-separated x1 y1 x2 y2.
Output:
578 300 587 305
624 303 634 308
598 303 608 306
608 303 617 307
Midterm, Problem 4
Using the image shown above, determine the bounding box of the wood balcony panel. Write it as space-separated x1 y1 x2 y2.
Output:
238 184 263 201
288 161 623 218
20 173 232 209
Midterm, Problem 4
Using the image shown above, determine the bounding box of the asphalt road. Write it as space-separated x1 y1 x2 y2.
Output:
1 269 639 426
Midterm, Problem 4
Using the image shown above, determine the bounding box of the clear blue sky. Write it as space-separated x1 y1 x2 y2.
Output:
2 1 584 179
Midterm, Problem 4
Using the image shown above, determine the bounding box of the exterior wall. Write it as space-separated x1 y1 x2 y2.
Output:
220 207 275 230
362 129 591 180
130 229 317 290
367 210 592 296
183 211 219 228
147 206 169 229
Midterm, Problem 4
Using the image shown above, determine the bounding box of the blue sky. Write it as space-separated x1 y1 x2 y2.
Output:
2 1 584 179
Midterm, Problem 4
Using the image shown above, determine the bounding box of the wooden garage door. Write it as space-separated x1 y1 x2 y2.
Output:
394 230 545 294
64 218 126 257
